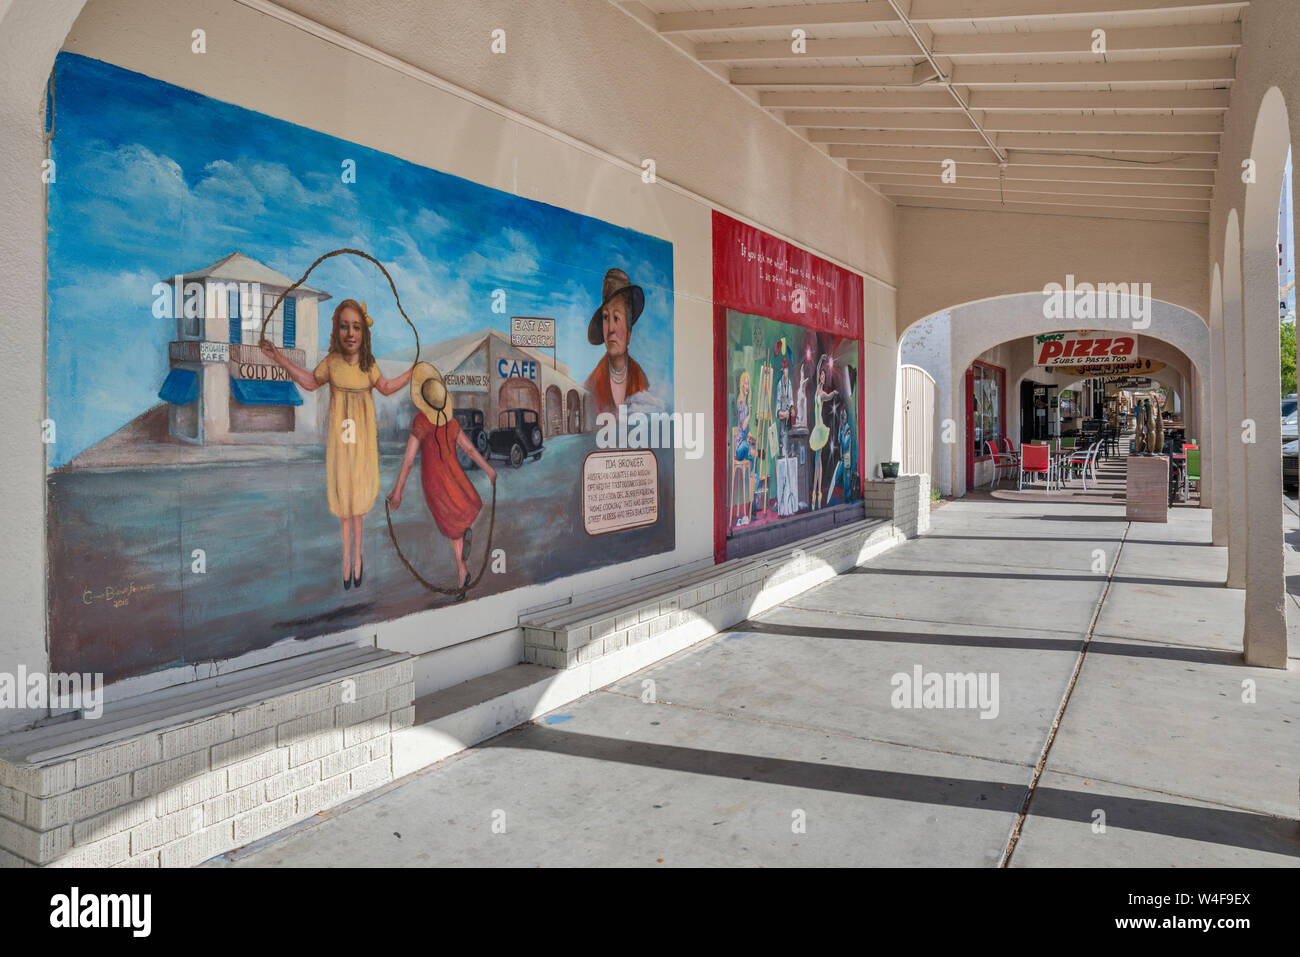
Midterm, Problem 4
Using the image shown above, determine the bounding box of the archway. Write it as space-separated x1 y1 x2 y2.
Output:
899 293 1209 497
566 389 581 433
544 384 563 437
498 379 541 426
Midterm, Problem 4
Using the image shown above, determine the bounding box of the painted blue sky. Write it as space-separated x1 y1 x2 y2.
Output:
47 53 674 467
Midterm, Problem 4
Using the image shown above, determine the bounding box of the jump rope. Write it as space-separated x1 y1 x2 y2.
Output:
259 248 497 598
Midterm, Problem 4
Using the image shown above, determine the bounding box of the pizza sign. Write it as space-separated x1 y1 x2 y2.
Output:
1035 333 1138 368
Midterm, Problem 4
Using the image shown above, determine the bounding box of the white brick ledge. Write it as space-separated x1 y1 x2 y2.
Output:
0 646 413 867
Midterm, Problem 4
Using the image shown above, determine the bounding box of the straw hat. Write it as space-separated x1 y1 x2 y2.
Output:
410 361 454 425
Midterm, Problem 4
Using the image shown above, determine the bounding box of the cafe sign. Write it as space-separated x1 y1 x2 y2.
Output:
1035 332 1138 369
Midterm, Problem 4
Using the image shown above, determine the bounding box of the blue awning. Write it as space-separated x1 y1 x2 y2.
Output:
229 376 303 407
158 368 198 405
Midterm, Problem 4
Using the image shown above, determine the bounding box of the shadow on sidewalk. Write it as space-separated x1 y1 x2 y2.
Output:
487 727 1300 858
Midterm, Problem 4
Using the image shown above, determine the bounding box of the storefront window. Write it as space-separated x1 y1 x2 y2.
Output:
968 361 1005 459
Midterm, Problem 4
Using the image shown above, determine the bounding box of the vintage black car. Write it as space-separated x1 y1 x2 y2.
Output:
488 408 544 468
453 408 489 470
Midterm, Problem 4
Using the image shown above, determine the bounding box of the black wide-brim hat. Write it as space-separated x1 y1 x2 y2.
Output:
588 267 645 346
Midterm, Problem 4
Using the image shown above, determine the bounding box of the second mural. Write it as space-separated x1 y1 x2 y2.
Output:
712 212 865 561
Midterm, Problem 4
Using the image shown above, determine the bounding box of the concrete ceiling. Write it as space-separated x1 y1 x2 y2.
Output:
624 0 1248 224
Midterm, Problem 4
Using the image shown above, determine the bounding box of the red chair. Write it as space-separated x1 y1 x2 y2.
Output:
985 440 1018 489
1018 442 1053 491
1001 436 1020 463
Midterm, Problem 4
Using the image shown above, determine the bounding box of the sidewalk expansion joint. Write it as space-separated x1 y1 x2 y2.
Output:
998 520 1132 867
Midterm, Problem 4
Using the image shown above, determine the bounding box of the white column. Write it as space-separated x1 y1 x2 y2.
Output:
1223 217 1248 588
1241 224 1289 668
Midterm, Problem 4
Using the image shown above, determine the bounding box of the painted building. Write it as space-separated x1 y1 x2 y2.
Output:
157 252 330 445
376 327 596 443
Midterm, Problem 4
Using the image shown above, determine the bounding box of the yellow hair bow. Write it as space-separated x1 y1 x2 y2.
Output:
360 300 374 327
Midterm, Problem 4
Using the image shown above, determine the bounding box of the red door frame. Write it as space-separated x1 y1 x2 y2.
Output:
965 360 1006 489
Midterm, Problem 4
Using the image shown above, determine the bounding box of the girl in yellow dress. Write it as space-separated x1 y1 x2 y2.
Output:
261 299 412 590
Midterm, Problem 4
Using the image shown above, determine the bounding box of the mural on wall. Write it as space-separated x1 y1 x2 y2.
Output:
45 53 675 683
711 212 864 561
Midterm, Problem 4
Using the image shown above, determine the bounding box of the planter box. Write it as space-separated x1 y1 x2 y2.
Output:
1126 455 1169 522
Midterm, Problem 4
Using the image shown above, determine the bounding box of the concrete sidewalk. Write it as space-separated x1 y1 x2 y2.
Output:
212 497 1300 867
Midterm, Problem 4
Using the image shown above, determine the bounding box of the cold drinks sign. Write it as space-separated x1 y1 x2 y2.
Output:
1035 332 1139 369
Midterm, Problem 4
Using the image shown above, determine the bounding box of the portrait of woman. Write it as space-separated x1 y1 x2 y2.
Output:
808 355 838 510
585 267 650 416
260 298 412 590
386 362 496 596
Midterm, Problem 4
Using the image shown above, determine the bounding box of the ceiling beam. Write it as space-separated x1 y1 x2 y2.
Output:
806 129 1221 152
786 111 1222 134
696 36 918 62
699 23 1239 62
762 89 1232 111
657 1 896 34
885 193 1209 223
845 159 1216 185
904 0 1246 22
980 113 1223 134
826 144 1219 170
731 65 917 87
731 59 1236 87
948 59 1238 86
875 183 1209 212
968 89 1232 111
760 90 960 110
858 172 1212 199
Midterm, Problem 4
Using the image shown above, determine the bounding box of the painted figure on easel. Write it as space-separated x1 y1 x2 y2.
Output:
260 298 412 591
809 355 838 509
387 362 497 598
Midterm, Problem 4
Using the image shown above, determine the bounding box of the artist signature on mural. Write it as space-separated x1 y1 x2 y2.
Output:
82 580 156 609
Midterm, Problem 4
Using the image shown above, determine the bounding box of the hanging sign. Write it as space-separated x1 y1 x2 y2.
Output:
1071 358 1166 379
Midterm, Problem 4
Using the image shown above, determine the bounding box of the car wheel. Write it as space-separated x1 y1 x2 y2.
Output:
510 443 524 469
530 426 543 448
475 432 488 455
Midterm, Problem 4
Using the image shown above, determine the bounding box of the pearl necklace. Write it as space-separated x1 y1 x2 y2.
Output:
608 357 627 384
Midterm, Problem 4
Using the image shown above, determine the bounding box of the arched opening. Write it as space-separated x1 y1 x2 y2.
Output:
566 389 582 433
498 378 541 424
544 384 563 436
899 292 1209 498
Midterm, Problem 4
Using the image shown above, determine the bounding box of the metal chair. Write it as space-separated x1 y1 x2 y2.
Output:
1019 442 1054 491
1061 441 1102 490
1184 447 1201 500
986 440 1018 489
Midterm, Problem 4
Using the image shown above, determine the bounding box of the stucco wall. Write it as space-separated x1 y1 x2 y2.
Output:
896 206 1208 335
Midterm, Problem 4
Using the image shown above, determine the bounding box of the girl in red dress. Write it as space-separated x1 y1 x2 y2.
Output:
387 363 496 594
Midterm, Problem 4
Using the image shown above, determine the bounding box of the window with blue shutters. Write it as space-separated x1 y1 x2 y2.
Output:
228 288 241 344
283 296 296 349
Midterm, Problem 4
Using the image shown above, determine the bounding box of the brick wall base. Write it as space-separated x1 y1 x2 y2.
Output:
0 650 413 868
864 473 930 537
